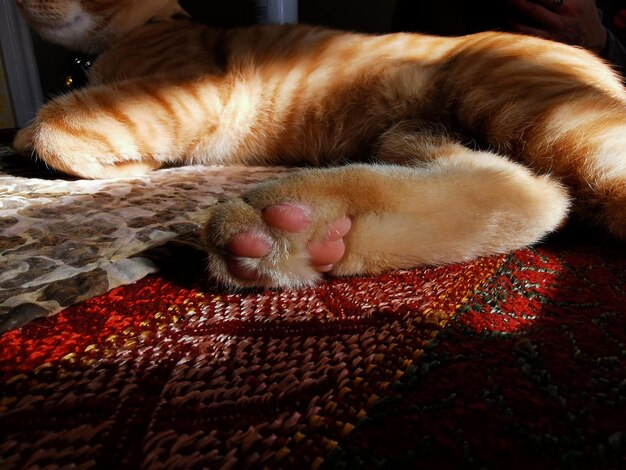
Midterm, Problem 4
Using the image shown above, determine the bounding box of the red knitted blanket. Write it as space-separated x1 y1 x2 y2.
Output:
1 226 625 469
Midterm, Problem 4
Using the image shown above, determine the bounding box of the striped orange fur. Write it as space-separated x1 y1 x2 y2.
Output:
14 0 626 288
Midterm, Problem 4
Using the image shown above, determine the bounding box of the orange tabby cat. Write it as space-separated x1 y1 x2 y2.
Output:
13 0 626 288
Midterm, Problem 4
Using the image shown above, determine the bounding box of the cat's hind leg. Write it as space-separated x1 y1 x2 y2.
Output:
203 151 570 289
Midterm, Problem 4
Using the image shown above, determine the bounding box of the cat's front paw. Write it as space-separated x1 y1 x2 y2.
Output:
15 94 163 179
202 196 351 289
12 125 35 155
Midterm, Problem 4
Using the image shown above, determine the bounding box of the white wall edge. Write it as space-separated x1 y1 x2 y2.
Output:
256 0 298 24
0 1 43 127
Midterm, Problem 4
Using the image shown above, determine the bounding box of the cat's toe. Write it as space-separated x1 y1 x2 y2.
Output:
262 203 350 270
307 238 346 267
228 231 272 258
262 202 313 232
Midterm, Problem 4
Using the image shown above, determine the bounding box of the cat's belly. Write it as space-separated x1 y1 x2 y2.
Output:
183 59 436 167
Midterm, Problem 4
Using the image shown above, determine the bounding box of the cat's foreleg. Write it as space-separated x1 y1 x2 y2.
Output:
13 77 217 178
203 152 569 289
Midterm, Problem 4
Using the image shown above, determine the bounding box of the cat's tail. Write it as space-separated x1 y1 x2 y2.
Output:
443 31 626 239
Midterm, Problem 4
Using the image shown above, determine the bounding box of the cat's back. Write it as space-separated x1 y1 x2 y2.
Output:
91 21 457 85
89 20 223 83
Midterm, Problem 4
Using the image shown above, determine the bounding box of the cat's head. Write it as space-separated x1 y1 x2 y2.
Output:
16 0 188 53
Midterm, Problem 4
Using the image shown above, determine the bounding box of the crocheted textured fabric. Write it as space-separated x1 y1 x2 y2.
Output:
0 145 289 332
1 228 625 469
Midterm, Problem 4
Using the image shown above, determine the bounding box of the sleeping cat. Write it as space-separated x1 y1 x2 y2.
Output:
13 0 626 289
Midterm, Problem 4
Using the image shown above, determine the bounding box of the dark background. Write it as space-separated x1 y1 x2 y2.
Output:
178 0 398 31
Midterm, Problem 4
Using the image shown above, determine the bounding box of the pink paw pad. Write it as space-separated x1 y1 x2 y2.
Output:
226 202 351 281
